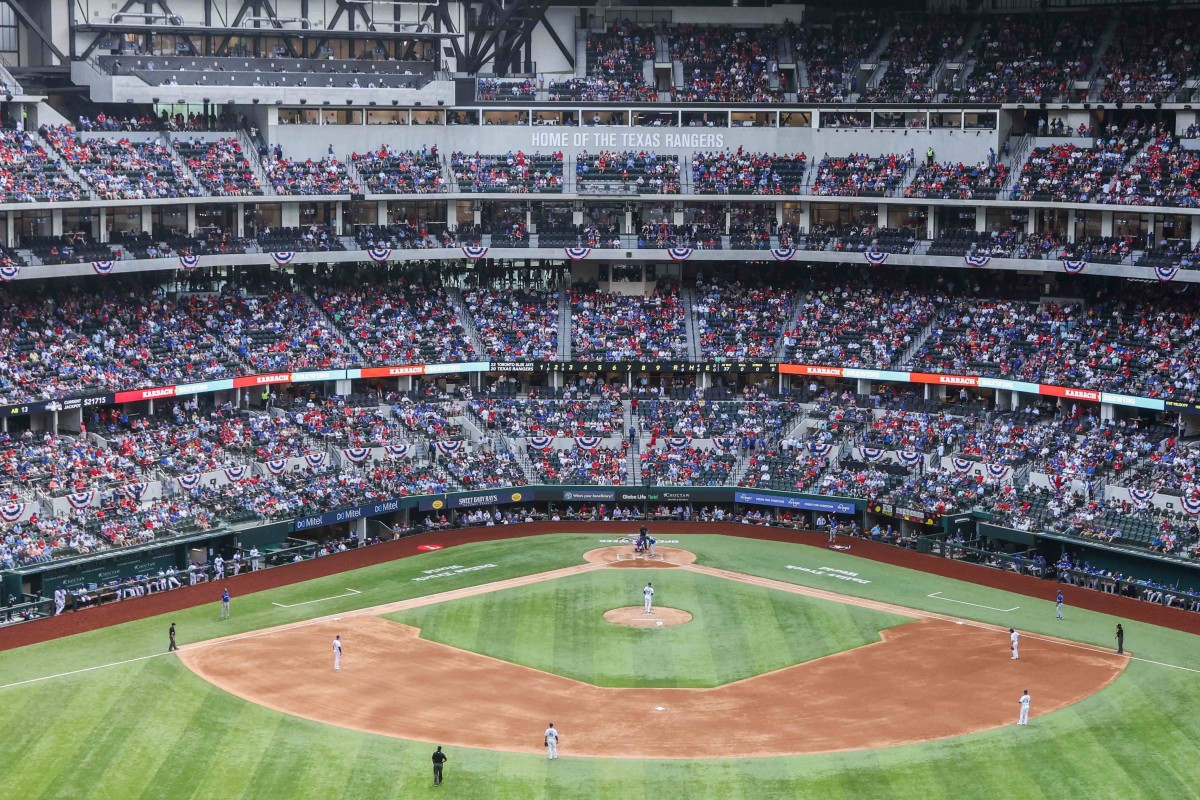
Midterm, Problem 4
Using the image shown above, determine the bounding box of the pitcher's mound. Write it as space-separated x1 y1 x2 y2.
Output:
584 546 697 567
604 606 693 628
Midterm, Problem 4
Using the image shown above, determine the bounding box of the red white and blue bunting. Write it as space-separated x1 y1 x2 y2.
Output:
121 482 148 502
575 436 603 449
808 442 832 458
564 247 592 261
896 450 923 467
304 452 328 469
384 443 411 459
265 459 288 475
667 247 693 262
666 436 692 450
343 447 372 464
712 437 737 451
434 440 464 456
462 245 489 260
224 466 248 482
526 435 553 450
1155 265 1179 282
0 502 25 522
964 253 992 268
985 463 1011 481
92 260 115 275
1061 258 1087 274
770 248 796 262
951 457 975 474
67 491 95 509
179 254 200 270
270 251 295 266
176 474 203 491
860 446 886 462
367 247 392 263
863 250 889 266
1128 487 1154 508
1183 496 1200 515
0 264 21 281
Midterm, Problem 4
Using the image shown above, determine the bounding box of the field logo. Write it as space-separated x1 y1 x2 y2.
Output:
412 563 498 581
786 565 871 584
417 544 444 551
430 499 445 510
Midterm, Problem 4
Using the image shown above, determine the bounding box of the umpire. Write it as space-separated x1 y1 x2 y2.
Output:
432 746 447 786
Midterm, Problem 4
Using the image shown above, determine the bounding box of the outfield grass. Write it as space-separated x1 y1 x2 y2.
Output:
389 568 908 687
2 532 1199 800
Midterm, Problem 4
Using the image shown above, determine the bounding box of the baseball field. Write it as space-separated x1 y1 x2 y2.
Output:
3 531 1199 799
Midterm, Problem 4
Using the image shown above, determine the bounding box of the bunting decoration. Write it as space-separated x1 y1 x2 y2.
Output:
367 247 392 263
770 248 796 262
178 254 200 270
712 437 737 451
176 474 203 491
270 252 295 267
1128 487 1154 508
666 436 692 450
575 436 603 449
304 453 328 469
265 459 288 475
461 245 489 260
1061 258 1087 274
951 457 975 474
1155 265 1179 282
224 466 248 482
985 463 1011 481
0 502 26 522
343 447 372 464
91 260 115 275
564 247 592 261
964 253 992 268
67 491 95 509
384 443 411 459
864 250 889 266
1182 496 1200 515
434 440 464 456
808 442 832 458
121 482 148 502
667 247 693 262
896 450 923 467
860 446 886 462
526 435 553 450
0 264 21 281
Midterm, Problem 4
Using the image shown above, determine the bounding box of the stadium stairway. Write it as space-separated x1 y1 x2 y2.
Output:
556 292 571 360
681 285 702 362
774 287 807 361
1084 13 1121 98
161 134 203 192
29 126 96 202
447 286 487 358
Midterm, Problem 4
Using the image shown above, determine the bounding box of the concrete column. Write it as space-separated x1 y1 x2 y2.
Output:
236 203 245 237
975 206 987 233
926 209 935 240
282 203 301 228
877 203 888 228
1100 402 1115 421
335 379 352 395
141 206 152 234
857 379 872 396
1027 213 1037 236
51 208 62 236
377 200 388 226
187 204 197 234
94 209 104 244
354 518 367 542
1100 211 1114 237
332 201 343 234
1066 208 1076 243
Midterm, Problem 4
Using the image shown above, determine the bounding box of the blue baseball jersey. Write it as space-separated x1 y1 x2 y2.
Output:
222 591 230 603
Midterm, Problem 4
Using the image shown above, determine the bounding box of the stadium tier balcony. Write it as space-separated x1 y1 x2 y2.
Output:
351 146 445 194
471 398 621 438
639 399 804 440
174 137 263 196
904 161 1008 200
962 12 1104 103
1097 8 1200 103
353 223 459 250
40 126 197 200
862 14 971 103
667 24 783 103
637 222 721 249
462 288 558 360
97 55 435 90
691 150 807 195
794 14 884 103
811 151 915 197
549 21 657 102
25 234 112 265
476 78 535 101
693 280 792 359
781 287 938 369
576 151 680 194
640 446 738 487
266 154 358 195
257 225 346 252
451 151 563 193
570 283 689 360
0 129 85 203
314 282 475 365
528 444 628 485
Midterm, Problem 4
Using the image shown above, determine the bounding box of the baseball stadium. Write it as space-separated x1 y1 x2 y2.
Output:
3 0 1200 796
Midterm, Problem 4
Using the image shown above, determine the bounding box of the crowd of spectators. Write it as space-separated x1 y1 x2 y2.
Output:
963 12 1103 103
477 78 535 100
451 151 563 192
549 21 657 102
576 151 680 193
668 24 782 103
266 152 358 195
782 286 939 368
472 398 621 437
569 282 689 360
174 137 262 196
351 145 446 193
42 126 197 200
794 14 883 102
640 445 738 486
528 444 628 484
1097 8 1200 103
691 149 807 194
811 151 915 196
0 129 84 203
862 15 970 103
693 278 792 359
905 159 1008 200
461 288 558 360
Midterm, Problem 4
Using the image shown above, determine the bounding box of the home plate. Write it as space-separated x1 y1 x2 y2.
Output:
654 706 666 712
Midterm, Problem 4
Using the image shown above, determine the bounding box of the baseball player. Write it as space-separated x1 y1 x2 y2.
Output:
432 746 447 786
169 622 178 652
1009 627 1020 659
250 547 262 571
1055 590 1064 620
53 588 66 616
643 582 655 614
213 555 226 581
544 722 560 759
333 634 342 670
1017 689 1031 725
220 588 231 620
647 535 657 558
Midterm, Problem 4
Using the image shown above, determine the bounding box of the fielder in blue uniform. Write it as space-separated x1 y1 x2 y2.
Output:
220 588 231 620
1055 590 1064 620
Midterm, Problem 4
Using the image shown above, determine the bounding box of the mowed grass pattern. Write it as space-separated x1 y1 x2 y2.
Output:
389 569 910 687
2 533 1200 799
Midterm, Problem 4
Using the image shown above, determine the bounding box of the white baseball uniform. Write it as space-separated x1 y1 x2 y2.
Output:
1018 692 1030 725
544 726 559 759
643 584 654 614
213 556 225 580
1010 629 1020 659
53 588 66 616
250 547 262 571
333 637 342 670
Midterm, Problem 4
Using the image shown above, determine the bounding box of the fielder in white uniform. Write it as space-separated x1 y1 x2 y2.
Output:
53 588 66 616
1010 628 1020 659
213 555 225 581
333 635 342 670
544 722 560 759
1017 689 1030 725
250 547 262 571
643 582 654 614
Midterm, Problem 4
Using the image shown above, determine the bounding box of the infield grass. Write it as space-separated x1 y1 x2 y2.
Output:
2 532 1200 800
388 568 909 686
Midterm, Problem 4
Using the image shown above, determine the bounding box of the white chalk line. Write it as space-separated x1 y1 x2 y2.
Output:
272 588 361 608
927 591 1020 613
4 557 1199 693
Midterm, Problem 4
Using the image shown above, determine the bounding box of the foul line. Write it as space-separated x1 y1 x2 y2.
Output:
272 588 361 608
926 591 1020 613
